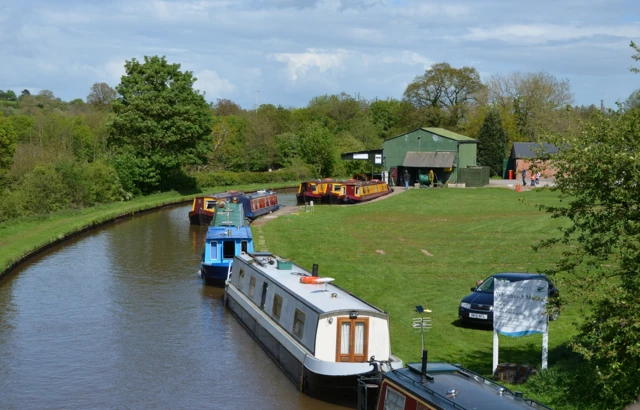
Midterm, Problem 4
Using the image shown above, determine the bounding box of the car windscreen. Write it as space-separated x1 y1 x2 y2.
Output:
476 277 494 292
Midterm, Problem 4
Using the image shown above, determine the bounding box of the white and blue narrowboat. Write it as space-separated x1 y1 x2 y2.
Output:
224 252 403 408
199 201 253 286
238 189 280 220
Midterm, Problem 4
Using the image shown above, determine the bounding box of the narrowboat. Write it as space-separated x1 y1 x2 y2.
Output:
199 201 253 286
188 191 243 225
238 189 280 220
224 252 403 408
296 178 338 204
339 179 391 204
357 353 552 410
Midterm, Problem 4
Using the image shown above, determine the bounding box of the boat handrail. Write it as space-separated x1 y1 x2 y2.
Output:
391 370 467 410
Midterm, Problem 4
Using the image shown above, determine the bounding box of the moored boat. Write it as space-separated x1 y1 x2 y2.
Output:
199 201 253 286
358 354 552 410
238 189 280 220
296 178 338 205
224 252 403 408
188 191 243 225
340 179 392 204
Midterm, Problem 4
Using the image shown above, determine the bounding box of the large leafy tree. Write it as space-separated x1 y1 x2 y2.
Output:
476 110 508 176
107 56 213 193
403 62 484 127
298 122 336 177
538 109 640 408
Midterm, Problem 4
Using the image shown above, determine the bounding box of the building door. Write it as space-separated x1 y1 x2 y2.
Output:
336 317 369 362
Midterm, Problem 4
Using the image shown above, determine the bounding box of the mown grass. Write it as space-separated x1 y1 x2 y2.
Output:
0 182 297 278
260 187 592 410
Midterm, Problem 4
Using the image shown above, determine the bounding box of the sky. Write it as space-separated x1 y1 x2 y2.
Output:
1 0 639 110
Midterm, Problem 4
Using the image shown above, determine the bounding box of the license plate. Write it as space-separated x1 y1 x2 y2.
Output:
469 313 488 319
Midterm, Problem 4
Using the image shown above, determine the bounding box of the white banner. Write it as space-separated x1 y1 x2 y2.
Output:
494 279 548 337
375 154 382 164
353 153 369 160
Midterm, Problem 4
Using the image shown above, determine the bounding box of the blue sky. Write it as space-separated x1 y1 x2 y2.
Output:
1 0 639 110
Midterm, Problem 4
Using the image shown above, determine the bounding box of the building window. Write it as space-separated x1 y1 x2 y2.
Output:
241 240 248 253
384 387 406 410
238 269 245 290
248 276 256 299
272 294 283 320
293 309 306 339
210 242 218 260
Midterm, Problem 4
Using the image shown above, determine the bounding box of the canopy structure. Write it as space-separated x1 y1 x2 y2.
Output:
402 151 456 168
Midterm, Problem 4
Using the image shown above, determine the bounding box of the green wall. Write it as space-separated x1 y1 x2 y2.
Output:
383 129 477 184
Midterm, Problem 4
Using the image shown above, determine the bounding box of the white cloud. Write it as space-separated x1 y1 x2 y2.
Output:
194 69 236 99
269 49 349 81
381 51 433 70
465 24 640 44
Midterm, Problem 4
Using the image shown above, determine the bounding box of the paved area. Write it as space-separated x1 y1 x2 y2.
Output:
488 177 555 191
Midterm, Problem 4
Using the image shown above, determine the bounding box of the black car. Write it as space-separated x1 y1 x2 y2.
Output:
458 272 559 326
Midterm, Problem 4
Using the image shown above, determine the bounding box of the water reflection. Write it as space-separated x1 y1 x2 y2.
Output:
0 195 342 410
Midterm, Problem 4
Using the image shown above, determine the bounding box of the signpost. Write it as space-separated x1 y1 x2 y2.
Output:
493 279 549 372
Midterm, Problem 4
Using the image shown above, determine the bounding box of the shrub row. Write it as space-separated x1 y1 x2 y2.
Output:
0 160 124 222
193 165 312 188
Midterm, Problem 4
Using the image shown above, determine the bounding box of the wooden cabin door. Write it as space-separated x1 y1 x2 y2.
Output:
336 318 369 362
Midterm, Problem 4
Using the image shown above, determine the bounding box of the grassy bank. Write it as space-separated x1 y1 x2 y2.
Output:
258 187 588 409
0 182 297 279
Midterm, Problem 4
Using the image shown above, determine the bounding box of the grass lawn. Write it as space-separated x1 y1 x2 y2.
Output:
258 187 587 409
0 182 297 277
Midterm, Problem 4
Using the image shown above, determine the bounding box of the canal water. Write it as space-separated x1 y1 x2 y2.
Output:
0 194 344 409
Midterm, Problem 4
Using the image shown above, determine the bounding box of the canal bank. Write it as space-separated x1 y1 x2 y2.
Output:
0 183 299 282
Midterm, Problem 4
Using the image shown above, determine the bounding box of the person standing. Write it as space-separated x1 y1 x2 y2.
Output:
521 169 526 185
404 170 411 189
536 171 541 185
531 172 536 186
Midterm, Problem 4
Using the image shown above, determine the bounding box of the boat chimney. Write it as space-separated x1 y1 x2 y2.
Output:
312 264 319 277
421 349 428 382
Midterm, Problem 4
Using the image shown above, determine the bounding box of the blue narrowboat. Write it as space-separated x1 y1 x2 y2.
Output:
199 201 254 286
239 189 280 220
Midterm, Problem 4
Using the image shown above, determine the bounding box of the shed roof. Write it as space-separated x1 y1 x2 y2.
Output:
385 127 476 143
424 127 476 142
403 151 455 168
511 142 559 159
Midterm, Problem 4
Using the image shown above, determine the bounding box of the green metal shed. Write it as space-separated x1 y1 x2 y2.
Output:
382 127 477 186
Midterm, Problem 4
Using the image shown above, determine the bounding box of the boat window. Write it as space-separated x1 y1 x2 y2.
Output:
205 200 216 210
209 242 218 260
248 276 256 299
341 186 346 195
384 387 406 410
260 283 268 309
293 309 306 338
223 241 235 259
272 294 283 320
238 269 245 290
356 187 360 195
241 241 248 253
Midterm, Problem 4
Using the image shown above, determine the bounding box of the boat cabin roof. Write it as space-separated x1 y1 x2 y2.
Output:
206 225 253 241
237 252 385 315
384 363 551 410
211 202 247 228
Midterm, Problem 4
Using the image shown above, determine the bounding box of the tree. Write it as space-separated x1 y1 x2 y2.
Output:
538 109 640 408
212 98 242 116
403 62 484 126
298 122 336 177
631 41 640 74
20 89 30 99
624 89 640 112
476 110 508 176
0 90 17 101
0 114 17 185
87 82 116 108
107 56 213 194
486 72 573 142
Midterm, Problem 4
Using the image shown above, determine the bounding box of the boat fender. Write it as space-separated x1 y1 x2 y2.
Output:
299 276 335 284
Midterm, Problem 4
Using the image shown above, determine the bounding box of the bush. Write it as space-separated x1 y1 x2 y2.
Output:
192 166 312 189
